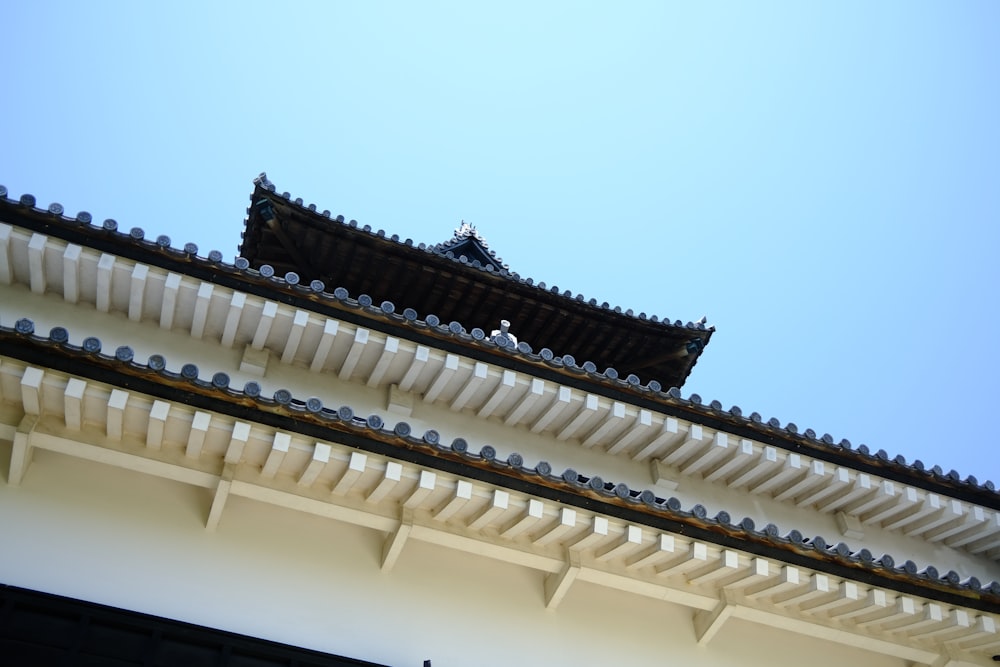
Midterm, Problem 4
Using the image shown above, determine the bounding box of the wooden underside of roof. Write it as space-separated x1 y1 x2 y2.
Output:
239 190 711 390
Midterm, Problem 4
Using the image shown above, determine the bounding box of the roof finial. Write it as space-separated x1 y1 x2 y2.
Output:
490 319 518 346
455 220 477 239
252 172 274 191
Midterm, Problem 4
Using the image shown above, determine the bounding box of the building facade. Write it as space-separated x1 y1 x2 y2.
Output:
1 175 998 666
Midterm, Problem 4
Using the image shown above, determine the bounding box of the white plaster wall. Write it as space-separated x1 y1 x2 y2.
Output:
0 446 905 667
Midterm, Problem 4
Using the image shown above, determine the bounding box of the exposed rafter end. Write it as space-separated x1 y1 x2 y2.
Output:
332 451 368 495
186 412 212 459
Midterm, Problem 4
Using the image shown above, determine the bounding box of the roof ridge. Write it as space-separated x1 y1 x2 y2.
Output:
431 221 509 271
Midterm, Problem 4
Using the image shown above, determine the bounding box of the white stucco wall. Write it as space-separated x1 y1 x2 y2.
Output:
0 447 904 667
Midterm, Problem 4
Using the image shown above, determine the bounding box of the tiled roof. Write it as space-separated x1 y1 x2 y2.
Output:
249 172 683 328
432 221 509 272
239 174 714 389
0 184 996 507
2 318 998 614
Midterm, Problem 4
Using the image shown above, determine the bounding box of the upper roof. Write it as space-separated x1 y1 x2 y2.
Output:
238 173 713 390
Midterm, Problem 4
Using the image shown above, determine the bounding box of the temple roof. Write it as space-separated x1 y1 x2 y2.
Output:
4 183 1000 663
433 222 508 273
238 174 713 390
1 183 997 505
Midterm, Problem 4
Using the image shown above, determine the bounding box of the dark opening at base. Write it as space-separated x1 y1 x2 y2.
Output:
0 584 389 667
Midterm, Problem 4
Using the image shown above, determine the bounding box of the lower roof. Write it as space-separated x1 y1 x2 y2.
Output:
2 321 997 618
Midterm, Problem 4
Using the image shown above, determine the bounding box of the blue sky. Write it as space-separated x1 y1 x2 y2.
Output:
3 2 999 482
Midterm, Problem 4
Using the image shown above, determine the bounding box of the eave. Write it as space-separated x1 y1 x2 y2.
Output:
2 334 1000 665
3 208 1000 569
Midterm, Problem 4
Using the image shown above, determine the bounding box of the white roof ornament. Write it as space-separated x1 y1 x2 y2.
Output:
490 319 518 347
434 221 510 272
455 220 477 239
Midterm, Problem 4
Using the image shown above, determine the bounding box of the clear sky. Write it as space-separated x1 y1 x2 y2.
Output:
3 2 999 482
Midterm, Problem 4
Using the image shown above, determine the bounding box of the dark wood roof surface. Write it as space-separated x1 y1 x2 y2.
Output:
239 181 713 389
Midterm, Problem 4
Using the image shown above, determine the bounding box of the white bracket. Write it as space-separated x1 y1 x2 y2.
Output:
9 414 39 486
693 590 735 645
239 344 269 377
544 550 581 609
381 508 414 572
